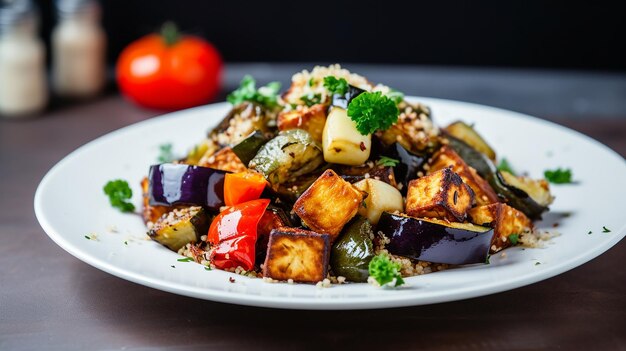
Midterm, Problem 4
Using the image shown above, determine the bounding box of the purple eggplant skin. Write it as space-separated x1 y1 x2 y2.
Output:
329 85 366 110
377 212 493 265
383 143 427 195
148 164 228 211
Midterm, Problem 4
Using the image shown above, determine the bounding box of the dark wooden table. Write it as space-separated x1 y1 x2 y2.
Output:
1 64 625 350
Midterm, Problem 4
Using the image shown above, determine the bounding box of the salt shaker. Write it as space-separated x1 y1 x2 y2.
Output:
0 0 47 118
52 0 106 98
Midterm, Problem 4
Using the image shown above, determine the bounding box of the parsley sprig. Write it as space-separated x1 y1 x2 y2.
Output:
300 93 321 107
544 168 573 184
227 75 281 108
158 143 174 163
323 76 349 95
103 180 135 213
368 254 405 287
347 91 399 135
377 156 400 167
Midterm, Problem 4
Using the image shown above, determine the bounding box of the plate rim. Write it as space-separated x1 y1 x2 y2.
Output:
34 96 626 310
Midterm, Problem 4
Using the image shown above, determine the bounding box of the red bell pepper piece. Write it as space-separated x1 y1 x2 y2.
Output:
223 171 267 206
207 198 270 270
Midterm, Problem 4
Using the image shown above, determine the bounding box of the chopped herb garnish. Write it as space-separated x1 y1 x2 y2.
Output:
535 262 541 266
300 93 322 107
587 231 592 235
84 235 91 240
227 75 281 108
124 241 128 245
323 76 349 95
508 233 520 245
544 168 573 184
308 78 315 87
386 89 404 105
602 226 611 233
103 180 135 213
497 158 515 175
171 265 175 268
377 156 400 167
177 257 194 262
157 143 174 163
204 266 212 271
347 91 399 135
368 254 405 287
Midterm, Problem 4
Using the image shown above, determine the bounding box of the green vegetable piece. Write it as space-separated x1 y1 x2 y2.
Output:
232 130 269 165
227 75 281 108
158 143 174 163
347 91 399 135
249 129 324 185
544 168 572 184
323 76 349 95
508 233 519 245
497 158 515 175
300 93 322 107
331 217 376 282
177 257 194 262
103 180 135 212
376 156 400 167
602 226 611 233
368 254 405 287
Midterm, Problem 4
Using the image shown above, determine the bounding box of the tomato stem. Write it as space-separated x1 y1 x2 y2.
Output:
161 21 180 46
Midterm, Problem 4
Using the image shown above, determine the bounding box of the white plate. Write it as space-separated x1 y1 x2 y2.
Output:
34 97 626 310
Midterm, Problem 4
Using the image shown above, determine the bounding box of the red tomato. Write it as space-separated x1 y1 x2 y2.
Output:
208 199 270 271
116 23 222 110
224 172 268 206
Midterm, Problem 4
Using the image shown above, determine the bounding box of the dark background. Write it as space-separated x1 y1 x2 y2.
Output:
34 0 626 71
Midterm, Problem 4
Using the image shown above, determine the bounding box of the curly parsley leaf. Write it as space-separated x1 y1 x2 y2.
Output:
508 233 520 245
103 180 135 213
497 158 516 175
323 76 349 95
347 91 399 135
227 75 281 108
368 254 405 287
544 168 572 184
377 156 400 167
300 93 322 107
157 143 174 163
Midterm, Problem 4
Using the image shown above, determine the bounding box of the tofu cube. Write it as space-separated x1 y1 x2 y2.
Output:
405 167 474 222
429 146 499 206
468 203 533 253
263 228 330 283
277 104 327 142
293 169 365 240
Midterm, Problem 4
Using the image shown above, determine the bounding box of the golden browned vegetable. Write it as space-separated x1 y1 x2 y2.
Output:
500 171 554 207
445 121 496 161
293 169 365 240
277 104 327 142
405 167 474 222
141 177 170 224
262 227 330 283
198 146 247 172
468 203 533 253
429 146 499 206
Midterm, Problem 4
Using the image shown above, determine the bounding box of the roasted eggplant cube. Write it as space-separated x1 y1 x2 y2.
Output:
263 228 330 283
405 167 474 222
198 146 247 173
469 203 533 253
277 104 327 142
148 206 209 251
378 212 493 265
429 146 499 206
293 169 365 240
444 121 496 161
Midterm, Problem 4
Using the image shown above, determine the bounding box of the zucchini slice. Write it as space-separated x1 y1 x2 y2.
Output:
231 130 269 166
148 206 210 251
445 121 496 161
331 217 375 282
249 129 324 185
